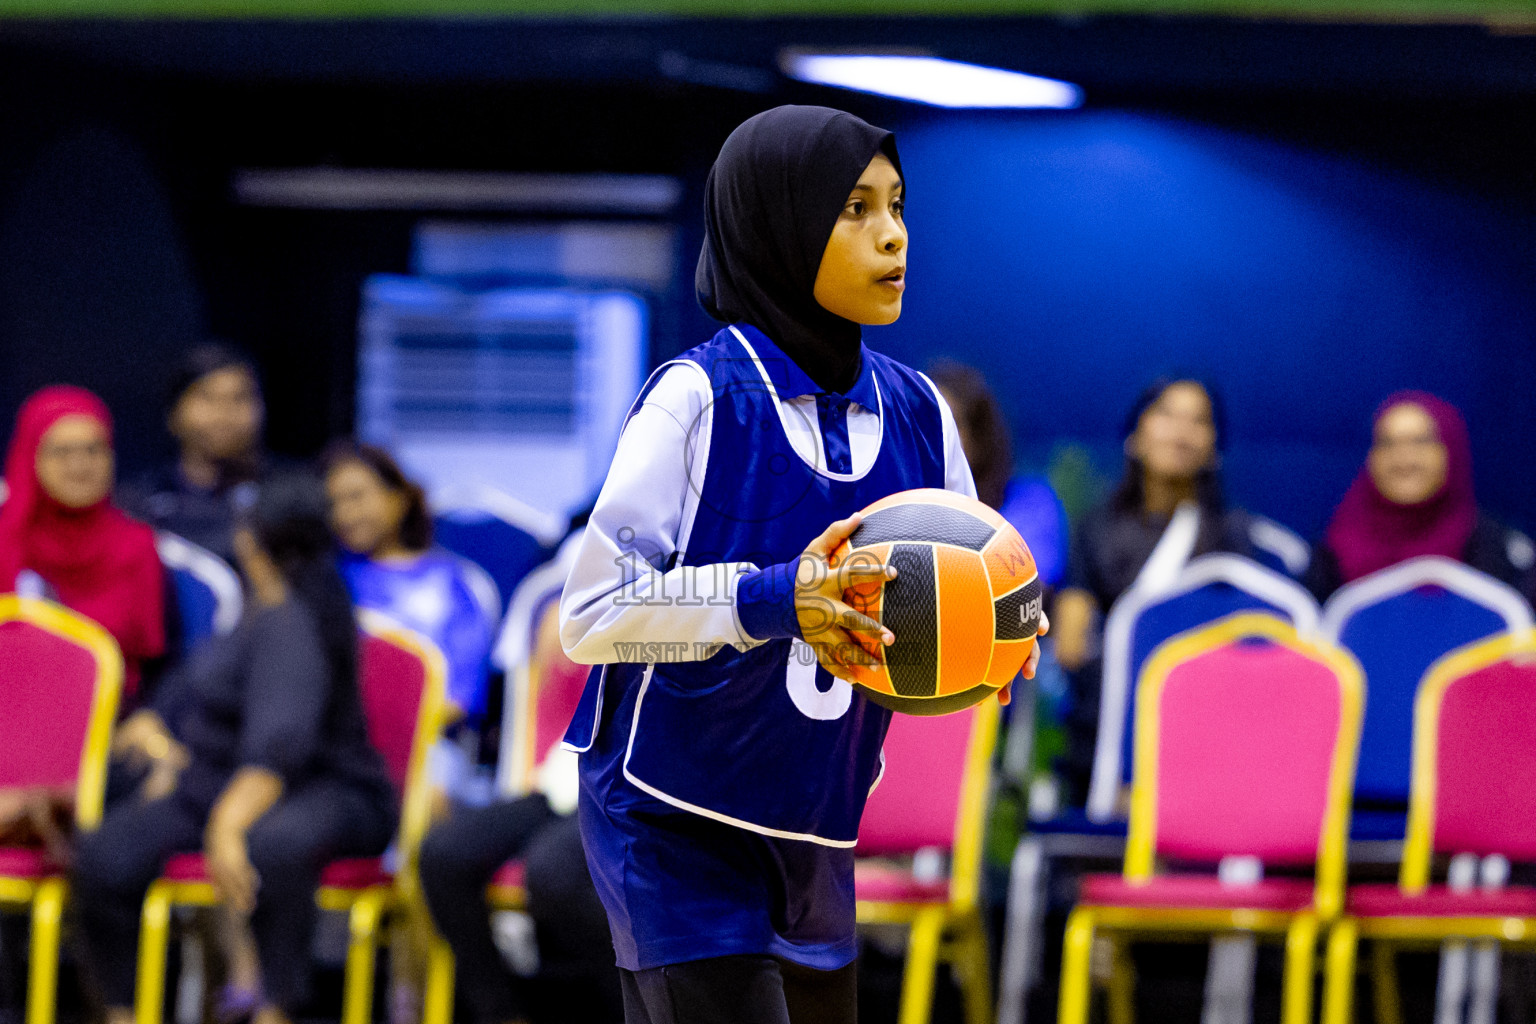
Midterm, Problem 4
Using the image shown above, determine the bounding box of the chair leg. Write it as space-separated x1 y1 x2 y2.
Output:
997 836 1045 1024
897 906 947 1024
25 878 65 1024
954 913 993 1024
1280 913 1318 1024
1203 936 1257 1024
1370 942 1404 1024
1107 936 1136 1024
423 938 456 1024
340 890 389 1024
1435 941 1470 1024
136 883 175 1024
174 924 206 1024
1467 941 1499 1024
1059 907 1098 1024
1321 919 1358 1024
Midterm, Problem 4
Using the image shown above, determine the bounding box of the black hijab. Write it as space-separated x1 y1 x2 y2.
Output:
696 105 902 395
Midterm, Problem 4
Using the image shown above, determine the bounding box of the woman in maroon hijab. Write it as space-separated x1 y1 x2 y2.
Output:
0 385 166 697
1305 391 1533 601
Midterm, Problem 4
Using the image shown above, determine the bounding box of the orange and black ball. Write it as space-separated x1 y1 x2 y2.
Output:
832 488 1042 716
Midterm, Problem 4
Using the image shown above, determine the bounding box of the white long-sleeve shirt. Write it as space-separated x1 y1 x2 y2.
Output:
559 358 976 665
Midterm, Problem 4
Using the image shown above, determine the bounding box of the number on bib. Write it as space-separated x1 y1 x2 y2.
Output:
785 638 853 720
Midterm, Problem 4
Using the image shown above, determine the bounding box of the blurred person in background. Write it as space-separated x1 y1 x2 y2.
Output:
1304 391 1533 601
321 441 495 789
0 385 167 701
1052 378 1254 805
73 473 396 1024
321 441 498 1023
0 387 170 1002
927 360 1067 589
123 343 271 567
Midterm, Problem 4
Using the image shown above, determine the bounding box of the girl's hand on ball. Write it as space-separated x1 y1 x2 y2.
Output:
796 513 896 683
998 611 1050 706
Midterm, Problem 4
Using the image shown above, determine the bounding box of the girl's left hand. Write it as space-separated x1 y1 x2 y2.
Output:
997 610 1050 706
206 824 258 914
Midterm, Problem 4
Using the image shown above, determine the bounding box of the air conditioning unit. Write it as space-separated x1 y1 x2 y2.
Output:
357 274 645 519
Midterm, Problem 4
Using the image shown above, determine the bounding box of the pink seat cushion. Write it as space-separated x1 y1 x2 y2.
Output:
490 861 526 889
358 632 427 794
1079 874 1317 912
1155 643 1342 866
1348 883 1536 918
533 650 589 774
857 709 977 857
0 845 61 878
161 853 391 890
318 858 392 890
854 860 950 904
161 852 209 882
1433 661 1536 860
0 620 101 792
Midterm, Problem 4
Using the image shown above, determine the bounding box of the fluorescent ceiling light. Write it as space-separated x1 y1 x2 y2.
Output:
232 169 681 213
782 54 1083 110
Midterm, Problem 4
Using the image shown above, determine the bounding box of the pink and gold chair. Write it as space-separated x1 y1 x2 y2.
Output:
1322 628 1536 1024
0 595 122 1024
854 695 1000 1024
134 609 448 1024
1059 613 1362 1024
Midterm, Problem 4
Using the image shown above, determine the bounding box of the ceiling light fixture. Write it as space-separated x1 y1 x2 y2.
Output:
782 53 1083 110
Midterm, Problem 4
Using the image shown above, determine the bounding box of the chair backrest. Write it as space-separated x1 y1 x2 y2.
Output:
1401 630 1536 892
1088 553 1320 821
356 609 449 871
156 532 244 651
1320 556 1533 806
0 596 123 829
494 545 585 795
432 485 563 618
454 555 503 634
1246 515 1310 579
857 698 1000 912
1126 613 1362 917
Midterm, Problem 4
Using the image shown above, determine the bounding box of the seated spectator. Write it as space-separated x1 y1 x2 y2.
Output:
1052 378 1254 805
122 343 272 567
419 573 620 1024
72 474 397 1024
0 385 166 700
928 360 1068 589
1304 390 1533 601
321 441 494 733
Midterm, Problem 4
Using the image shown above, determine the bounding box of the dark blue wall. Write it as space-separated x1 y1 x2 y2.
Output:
875 109 1536 540
3 35 1533 544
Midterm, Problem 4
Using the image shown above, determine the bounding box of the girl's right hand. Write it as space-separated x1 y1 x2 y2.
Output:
795 513 897 684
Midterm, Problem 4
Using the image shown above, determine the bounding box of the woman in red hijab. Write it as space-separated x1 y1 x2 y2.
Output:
0 386 166 696
1305 391 1534 600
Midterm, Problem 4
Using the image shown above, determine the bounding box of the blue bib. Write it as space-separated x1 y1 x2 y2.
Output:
564 324 946 845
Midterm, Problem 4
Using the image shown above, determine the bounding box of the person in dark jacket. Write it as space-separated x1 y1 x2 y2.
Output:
1304 390 1533 602
121 343 273 567
73 474 397 1024
1052 378 1255 805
